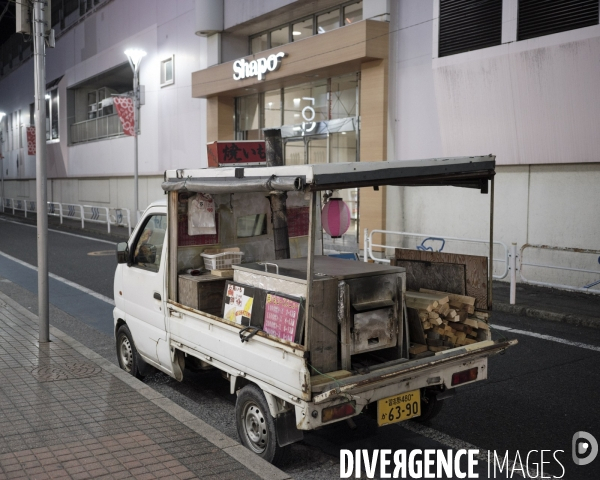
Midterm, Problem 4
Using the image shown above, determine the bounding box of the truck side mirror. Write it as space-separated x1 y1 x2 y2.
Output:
116 242 129 264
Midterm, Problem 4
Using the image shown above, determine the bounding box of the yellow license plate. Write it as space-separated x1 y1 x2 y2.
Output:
377 389 421 426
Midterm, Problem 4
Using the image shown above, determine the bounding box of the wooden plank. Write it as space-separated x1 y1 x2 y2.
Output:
395 250 488 309
211 269 234 278
409 344 428 355
464 318 480 329
428 345 449 352
311 370 353 387
395 260 466 295
421 289 476 307
406 291 449 304
405 298 436 312
410 351 435 360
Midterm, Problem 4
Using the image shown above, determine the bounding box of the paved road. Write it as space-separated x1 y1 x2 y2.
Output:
1 215 599 479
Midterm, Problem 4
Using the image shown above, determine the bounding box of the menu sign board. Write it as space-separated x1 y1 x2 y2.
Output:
223 283 255 326
263 294 301 342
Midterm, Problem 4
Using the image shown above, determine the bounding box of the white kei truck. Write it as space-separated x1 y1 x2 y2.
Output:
113 156 516 465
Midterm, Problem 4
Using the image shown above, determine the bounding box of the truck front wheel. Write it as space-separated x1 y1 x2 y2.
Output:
235 384 289 465
116 325 145 380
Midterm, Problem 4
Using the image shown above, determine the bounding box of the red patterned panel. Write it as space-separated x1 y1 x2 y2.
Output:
287 207 309 238
178 214 219 247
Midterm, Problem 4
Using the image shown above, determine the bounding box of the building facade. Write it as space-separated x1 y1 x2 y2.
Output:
0 0 599 287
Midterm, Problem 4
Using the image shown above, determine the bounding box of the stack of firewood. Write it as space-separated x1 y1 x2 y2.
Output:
407 289 490 359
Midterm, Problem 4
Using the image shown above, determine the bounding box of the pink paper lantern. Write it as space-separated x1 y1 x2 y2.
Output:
322 198 351 238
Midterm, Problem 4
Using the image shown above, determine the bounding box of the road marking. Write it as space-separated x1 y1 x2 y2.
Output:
493 325 600 352
0 217 117 245
402 422 534 478
0 250 115 306
88 250 115 256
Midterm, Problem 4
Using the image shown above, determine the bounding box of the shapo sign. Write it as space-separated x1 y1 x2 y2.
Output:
233 52 286 81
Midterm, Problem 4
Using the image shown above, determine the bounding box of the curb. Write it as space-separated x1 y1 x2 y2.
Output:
494 301 600 329
0 290 292 480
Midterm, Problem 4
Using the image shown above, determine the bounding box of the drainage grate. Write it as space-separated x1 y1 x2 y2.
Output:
30 362 103 382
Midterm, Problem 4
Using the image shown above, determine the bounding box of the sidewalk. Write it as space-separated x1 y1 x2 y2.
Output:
493 281 600 329
0 291 289 480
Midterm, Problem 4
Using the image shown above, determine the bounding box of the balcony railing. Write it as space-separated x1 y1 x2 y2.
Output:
70 114 124 144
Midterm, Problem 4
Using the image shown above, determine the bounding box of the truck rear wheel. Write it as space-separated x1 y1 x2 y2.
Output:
235 384 289 465
413 388 443 423
116 325 145 380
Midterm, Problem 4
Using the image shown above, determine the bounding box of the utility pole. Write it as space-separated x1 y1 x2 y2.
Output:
33 0 49 343
0 115 4 213
125 49 146 223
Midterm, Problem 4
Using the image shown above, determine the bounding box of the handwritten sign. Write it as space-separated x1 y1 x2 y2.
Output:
263 294 300 342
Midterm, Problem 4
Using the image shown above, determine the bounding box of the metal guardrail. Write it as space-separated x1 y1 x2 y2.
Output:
364 229 509 280
519 244 600 295
1 197 131 236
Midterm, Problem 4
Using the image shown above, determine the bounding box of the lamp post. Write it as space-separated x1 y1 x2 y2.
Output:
124 49 146 223
0 112 5 214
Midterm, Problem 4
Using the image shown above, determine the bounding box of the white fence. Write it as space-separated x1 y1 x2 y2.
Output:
363 229 509 279
363 229 600 305
519 244 600 295
1 197 132 236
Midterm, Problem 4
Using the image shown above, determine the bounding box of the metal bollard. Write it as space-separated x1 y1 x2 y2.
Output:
509 242 517 305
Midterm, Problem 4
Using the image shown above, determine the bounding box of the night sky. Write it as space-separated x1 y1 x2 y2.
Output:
0 0 16 47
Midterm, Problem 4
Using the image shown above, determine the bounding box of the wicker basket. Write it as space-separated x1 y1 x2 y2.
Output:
201 247 244 270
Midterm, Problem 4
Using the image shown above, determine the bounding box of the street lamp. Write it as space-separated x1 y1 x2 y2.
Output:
124 48 146 222
0 112 5 214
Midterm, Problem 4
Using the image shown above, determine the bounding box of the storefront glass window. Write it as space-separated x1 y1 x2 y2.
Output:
292 18 313 41
331 73 358 119
251 33 268 54
270 26 289 48
283 80 328 126
344 1 363 25
329 131 357 163
237 94 261 139
317 10 340 34
264 89 281 128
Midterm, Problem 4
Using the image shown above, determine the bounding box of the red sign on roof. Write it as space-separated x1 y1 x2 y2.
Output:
207 141 266 167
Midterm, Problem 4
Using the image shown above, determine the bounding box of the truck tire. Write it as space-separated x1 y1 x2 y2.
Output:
235 384 289 466
116 325 145 380
413 388 443 423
